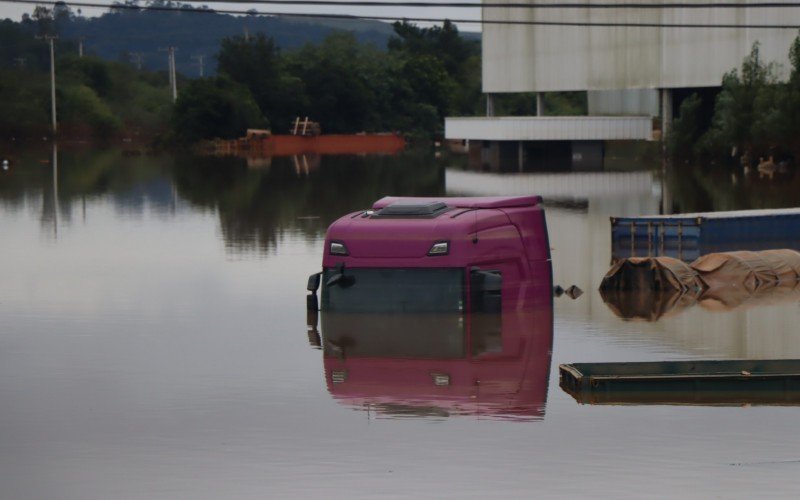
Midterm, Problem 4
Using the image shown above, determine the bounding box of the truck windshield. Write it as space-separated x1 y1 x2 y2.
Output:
321 268 464 314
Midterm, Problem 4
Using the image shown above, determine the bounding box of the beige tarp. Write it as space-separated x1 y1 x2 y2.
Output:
600 256 702 293
600 249 800 320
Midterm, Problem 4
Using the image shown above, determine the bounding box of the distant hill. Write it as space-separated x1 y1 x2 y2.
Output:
57 8 398 76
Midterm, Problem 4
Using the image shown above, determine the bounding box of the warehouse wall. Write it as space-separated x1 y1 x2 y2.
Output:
482 1 797 93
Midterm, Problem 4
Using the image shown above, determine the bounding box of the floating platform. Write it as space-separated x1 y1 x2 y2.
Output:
560 359 800 406
611 207 800 262
208 133 406 157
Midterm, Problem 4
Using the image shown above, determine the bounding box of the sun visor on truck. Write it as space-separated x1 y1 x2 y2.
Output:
373 201 449 218
373 196 542 210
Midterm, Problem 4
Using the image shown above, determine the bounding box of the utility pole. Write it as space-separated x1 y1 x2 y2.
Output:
191 54 205 77
131 52 143 71
160 46 178 102
37 34 58 134
78 36 85 58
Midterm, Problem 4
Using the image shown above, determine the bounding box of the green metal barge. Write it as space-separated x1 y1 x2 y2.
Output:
560 360 800 406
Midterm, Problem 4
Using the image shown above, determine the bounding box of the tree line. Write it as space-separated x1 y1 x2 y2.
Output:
668 34 800 164
1 4 588 144
0 9 172 140
174 22 481 142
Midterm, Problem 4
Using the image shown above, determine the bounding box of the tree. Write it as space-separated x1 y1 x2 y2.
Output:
701 43 781 157
172 75 266 143
217 34 302 133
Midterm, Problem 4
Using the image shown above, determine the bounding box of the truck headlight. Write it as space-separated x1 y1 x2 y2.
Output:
329 241 348 255
431 373 450 386
427 241 449 256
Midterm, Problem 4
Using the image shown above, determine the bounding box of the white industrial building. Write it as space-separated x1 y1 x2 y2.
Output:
445 0 800 169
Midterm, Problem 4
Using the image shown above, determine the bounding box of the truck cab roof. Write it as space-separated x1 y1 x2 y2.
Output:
322 195 549 268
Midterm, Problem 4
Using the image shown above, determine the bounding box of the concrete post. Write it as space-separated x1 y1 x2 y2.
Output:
536 93 544 116
486 93 495 117
49 37 57 134
660 88 673 141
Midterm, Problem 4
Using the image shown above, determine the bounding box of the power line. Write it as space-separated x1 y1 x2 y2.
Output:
162 0 800 8
23 0 800 10
3 0 800 28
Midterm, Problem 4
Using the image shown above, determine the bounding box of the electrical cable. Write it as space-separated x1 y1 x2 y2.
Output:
3 0 800 28
69 0 800 9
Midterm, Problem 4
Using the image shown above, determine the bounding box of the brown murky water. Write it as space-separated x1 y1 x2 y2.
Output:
2 146 800 498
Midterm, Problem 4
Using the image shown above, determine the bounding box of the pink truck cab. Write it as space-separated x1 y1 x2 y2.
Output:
306 196 553 418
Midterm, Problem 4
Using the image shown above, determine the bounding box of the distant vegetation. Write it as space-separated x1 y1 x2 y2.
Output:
175 22 482 142
668 34 800 163
0 2 584 143
1 7 172 140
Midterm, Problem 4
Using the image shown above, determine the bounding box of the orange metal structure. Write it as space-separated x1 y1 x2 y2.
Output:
211 133 405 157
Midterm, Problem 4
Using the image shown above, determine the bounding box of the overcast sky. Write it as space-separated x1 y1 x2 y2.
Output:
0 1 483 32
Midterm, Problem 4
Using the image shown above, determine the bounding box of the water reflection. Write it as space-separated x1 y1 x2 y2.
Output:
560 359 800 407
311 278 554 421
5 147 800 496
171 152 446 253
448 163 800 359
0 146 446 254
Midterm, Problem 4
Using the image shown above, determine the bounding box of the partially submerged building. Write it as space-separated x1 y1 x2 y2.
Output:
446 1 800 170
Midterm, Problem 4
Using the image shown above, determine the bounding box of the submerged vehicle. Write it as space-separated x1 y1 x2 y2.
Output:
306 195 553 419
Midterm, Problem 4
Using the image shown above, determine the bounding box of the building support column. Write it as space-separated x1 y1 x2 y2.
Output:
518 141 525 172
536 93 544 116
486 93 495 117
660 88 673 141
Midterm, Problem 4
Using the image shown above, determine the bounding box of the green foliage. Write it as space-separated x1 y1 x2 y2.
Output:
217 34 300 131
0 68 50 136
0 19 171 140
172 76 265 143
667 93 703 159
676 36 800 161
285 32 383 133
59 84 122 137
211 23 480 138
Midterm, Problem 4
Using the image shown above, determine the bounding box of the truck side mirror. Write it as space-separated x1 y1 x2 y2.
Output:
307 272 321 292
307 293 319 311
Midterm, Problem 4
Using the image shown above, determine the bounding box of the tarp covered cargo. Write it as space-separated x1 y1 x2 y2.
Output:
600 249 800 320
691 250 780 294
600 256 702 293
599 256 703 321
599 289 699 322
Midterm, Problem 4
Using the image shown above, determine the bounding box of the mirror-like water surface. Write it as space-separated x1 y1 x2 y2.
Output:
2 147 800 498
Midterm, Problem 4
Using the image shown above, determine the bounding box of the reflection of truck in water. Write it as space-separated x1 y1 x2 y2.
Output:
306 196 553 419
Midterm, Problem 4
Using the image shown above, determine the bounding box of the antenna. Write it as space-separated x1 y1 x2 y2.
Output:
473 208 479 244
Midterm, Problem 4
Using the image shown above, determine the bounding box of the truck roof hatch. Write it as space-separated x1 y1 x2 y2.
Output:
373 200 449 218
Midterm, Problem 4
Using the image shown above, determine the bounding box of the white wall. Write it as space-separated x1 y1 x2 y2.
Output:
588 89 661 116
483 1 797 93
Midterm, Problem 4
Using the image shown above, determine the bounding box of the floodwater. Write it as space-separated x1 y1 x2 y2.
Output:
2 146 800 498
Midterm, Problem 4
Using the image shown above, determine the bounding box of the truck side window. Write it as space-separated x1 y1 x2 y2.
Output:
470 269 502 314
470 269 503 356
